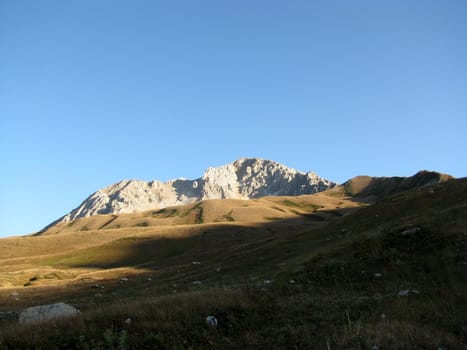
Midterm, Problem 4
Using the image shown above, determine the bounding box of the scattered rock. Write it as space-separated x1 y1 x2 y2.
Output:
381 313 386 320
192 281 202 286
120 277 129 283
256 280 273 289
192 261 201 265
10 291 20 297
215 267 222 273
125 318 132 325
289 280 296 284
398 289 420 297
147 277 152 281
206 316 218 327
373 273 383 278
19 302 80 325
91 284 105 289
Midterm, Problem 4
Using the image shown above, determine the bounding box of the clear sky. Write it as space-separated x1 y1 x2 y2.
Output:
1 0 466 237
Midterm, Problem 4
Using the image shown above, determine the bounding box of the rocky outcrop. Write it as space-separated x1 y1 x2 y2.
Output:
52 158 335 224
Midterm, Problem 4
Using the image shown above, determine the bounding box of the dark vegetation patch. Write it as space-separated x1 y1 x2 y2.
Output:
280 200 321 212
152 208 178 218
223 210 235 222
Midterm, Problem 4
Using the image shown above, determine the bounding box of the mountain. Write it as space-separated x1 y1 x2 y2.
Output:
53 158 336 224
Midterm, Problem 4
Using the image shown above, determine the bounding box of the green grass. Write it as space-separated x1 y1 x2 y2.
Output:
280 200 321 212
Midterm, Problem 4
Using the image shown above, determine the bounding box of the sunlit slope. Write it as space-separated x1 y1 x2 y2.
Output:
39 193 362 235
0 193 362 289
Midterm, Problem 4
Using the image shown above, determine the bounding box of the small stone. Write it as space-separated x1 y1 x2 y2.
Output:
289 280 296 284
215 267 222 273
125 318 132 325
147 277 152 281
206 316 218 327
381 313 386 320
371 346 380 350
373 273 383 278
10 291 20 297
192 261 201 265
120 277 128 282
398 289 420 297
192 281 202 286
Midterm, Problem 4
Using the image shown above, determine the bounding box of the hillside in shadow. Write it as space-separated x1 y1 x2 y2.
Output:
0 177 465 349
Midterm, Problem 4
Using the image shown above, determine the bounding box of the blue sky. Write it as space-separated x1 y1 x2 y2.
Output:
1 0 466 237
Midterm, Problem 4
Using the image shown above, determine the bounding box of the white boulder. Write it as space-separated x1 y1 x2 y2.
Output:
19 302 80 325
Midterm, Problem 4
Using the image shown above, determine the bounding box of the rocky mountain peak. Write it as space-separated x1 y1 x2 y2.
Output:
52 158 336 225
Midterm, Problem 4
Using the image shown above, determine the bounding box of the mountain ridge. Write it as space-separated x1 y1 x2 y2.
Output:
52 158 336 225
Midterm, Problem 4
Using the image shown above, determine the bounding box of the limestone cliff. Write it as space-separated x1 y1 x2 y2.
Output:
56 158 335 223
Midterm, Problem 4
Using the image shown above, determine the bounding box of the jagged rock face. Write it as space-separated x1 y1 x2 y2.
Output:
58 158 335 223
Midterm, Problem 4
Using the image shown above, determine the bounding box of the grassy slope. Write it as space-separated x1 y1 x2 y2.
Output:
0 179 466 349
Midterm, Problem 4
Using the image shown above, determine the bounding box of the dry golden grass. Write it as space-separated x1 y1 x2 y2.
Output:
0 192 363 309
0 178 465 349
